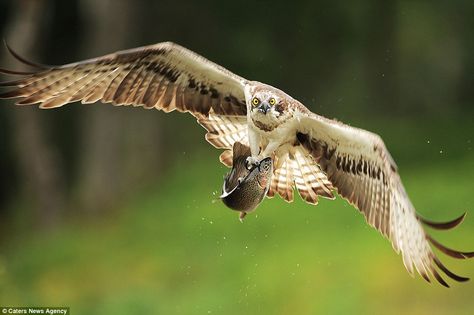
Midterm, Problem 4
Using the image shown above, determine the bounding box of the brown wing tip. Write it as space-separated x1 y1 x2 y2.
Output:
0 67 35 75
431 267 450 288
433 256 470 282
427 235 474 259
0 89 24 99
219 150 233 167
0 78 27 87
418 212 466 230
418 230 473 287
3 40 49 69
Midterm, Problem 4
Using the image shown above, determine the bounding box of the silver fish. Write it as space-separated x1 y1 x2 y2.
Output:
220 142 273 221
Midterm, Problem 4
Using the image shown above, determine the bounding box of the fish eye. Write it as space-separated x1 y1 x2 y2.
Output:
252 97 260 106
269 97 276 105
261 162 270 171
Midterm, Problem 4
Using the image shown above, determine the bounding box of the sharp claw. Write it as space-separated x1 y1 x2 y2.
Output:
245 156 260 169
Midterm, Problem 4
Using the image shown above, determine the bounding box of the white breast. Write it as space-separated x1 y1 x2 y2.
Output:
251 114 299 145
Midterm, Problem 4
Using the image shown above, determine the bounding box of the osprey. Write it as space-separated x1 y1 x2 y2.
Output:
0 42 472 287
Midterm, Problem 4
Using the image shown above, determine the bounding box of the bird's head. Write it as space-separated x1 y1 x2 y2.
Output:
245 82 290 123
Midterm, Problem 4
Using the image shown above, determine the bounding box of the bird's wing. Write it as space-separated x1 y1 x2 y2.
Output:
197 111 248 164
293 109 473 286
0 42 247 117
267 146 335 204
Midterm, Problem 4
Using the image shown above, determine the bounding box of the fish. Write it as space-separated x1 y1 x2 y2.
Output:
220 142 273 221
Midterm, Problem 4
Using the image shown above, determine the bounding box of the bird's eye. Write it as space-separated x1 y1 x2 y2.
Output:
252 97 260 106
269 98 276 105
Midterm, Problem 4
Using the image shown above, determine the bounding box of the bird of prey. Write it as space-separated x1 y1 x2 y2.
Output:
0 42 472 287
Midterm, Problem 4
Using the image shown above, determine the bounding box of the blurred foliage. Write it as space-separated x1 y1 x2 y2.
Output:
0 0 473 313
1 151 473 314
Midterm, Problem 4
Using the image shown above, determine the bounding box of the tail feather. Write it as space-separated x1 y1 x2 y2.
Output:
232 142 250 164
292 148 335 204
268 156 294 202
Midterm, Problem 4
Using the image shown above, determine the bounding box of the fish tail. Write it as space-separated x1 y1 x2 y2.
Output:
232 142 251 163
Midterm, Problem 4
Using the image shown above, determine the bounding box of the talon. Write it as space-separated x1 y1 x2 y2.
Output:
239 212 247 222
245 156 260 169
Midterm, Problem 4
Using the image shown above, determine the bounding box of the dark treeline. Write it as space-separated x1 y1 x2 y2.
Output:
0 0 472 229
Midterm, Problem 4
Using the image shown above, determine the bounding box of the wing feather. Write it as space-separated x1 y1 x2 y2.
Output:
198 112 248 150
296 110 473 286
268 155 295 201
0 42 247 117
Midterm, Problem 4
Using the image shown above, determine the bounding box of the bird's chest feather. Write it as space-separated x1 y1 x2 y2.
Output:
250 113 296 141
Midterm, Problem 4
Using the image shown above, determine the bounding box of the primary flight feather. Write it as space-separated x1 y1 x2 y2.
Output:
1 41 472 287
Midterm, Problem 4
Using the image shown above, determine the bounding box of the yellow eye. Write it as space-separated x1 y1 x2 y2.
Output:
252 97 260 106
269 98 276 105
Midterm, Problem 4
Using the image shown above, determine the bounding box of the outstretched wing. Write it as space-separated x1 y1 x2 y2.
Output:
294 110 473 286
0 42 248 131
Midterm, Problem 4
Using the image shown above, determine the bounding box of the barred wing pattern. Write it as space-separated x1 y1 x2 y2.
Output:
267 147 335 204
198 112 335 204
0 42 247 116
296 112 473 286
197 112 248 166
1 42 472 286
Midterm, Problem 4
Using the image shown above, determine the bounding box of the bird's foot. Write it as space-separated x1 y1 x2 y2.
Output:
245 156 260 169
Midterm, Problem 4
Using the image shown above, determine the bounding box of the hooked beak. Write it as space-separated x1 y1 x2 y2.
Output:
257 102 270 114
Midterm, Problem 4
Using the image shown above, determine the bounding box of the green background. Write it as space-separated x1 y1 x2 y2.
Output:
0 0 473 314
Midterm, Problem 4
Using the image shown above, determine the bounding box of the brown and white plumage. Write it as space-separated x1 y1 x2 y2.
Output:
0 42 247 115
1 41 472 287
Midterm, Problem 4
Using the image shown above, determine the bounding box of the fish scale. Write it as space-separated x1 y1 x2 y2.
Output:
220 142 272 220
